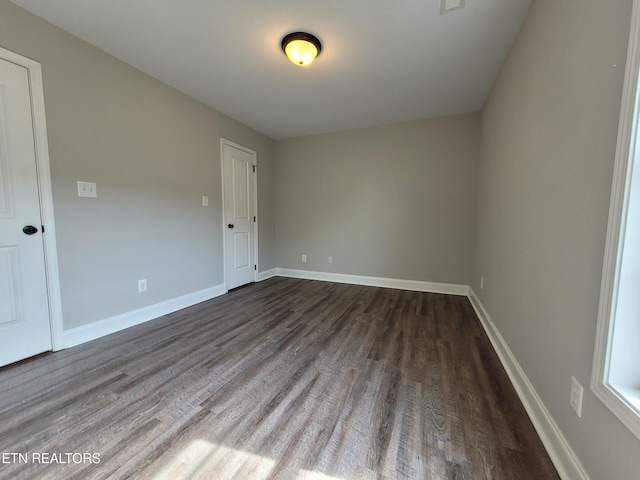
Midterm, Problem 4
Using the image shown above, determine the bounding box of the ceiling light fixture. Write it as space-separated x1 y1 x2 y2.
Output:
281 32 322 66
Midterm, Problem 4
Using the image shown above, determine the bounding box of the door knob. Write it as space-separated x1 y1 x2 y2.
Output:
228 224 235 229
23 225 38 235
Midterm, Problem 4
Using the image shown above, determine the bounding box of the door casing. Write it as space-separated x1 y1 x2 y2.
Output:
0 46 63 351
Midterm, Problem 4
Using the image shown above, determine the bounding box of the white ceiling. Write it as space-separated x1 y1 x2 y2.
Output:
11 0 531 139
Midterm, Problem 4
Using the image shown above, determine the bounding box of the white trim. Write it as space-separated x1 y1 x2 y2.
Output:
468 289 590 480
275 268 469 295
0 47 64 351
62 284 226 348
591 0 640 442
257 268 276 282
220 138 258 290
592 382 640 441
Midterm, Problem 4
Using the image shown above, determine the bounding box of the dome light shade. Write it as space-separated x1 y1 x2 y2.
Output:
281 32 322 66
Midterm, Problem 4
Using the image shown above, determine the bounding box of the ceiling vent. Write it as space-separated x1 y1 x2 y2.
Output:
440 0 465 14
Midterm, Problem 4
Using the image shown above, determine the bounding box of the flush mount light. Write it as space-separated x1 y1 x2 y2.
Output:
281 32 322 66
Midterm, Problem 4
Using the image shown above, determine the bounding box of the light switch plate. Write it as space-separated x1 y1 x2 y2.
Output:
77 181 97 198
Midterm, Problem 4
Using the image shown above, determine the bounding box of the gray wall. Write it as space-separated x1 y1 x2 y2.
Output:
275 113 480 285
0 0 275 330
472 0 640 478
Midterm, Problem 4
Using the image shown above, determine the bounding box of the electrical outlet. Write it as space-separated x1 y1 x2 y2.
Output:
480 276 484 290
138 279 147 293
570 376 583 417
440 0 465 14
328 256 333 264
202 195 208 206
301 254 307 263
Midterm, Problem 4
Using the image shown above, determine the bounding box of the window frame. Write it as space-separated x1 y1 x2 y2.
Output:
592 0 640 441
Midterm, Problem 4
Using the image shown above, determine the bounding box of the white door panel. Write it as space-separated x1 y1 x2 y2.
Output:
233 232 250 269
0 58 52 366
0 247 21 325
223 142 256 290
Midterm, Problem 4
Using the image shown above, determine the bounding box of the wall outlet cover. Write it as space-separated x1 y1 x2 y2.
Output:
570 376 584 417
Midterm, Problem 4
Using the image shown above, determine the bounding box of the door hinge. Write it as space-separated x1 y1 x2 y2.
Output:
252 165 256 173
41 225 45 233
254 265 257 271
253 216 256 222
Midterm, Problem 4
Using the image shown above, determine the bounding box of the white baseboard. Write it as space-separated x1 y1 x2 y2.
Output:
275 268 469 296
62 284 227 349
467 288 590 480
257 268 276 282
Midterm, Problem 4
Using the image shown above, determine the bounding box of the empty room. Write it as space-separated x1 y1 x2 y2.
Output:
1 0 639 478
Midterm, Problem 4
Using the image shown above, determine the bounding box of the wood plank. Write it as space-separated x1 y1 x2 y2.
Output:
0 277 559 479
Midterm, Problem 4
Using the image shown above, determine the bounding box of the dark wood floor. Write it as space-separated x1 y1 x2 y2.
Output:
0 278 559 480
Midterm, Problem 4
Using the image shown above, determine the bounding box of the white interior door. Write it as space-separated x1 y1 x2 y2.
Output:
222 141 256 290
0 57 52 367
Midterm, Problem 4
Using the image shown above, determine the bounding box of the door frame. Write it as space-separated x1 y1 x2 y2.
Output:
220 138 258 291
0 47 64 351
